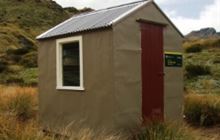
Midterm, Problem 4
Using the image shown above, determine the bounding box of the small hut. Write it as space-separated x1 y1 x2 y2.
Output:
37 0 184 131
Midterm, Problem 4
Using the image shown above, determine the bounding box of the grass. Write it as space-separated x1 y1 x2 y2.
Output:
0 0 94 86
185 64 211 78
184 94 220 126
184 38 220 94
135 121 197 140
0 68 38 86
185 44 203 53
0 86 205 140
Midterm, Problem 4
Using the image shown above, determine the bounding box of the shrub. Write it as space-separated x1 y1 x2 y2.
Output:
19 68 38 86
135 121 194 140
19 51 37 67
8 54 22 63
0 60 7 72
185 64 211 78
212 39 220 47
6 75 24 85
6 47 30 56
185 44 203 53
0 116 53 140
6 65 23 73
213 56 220 64
184 94 220 126
8 92 34 121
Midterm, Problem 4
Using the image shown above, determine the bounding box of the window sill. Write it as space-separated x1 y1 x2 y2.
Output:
56 86 85 91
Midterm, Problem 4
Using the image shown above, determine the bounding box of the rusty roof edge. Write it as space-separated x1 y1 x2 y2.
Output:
110 0 151 26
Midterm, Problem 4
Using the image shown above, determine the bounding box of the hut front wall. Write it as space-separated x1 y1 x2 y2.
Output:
113 2 183 121
38 30 118 131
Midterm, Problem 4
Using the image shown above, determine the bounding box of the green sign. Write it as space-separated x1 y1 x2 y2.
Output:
165 52 183 67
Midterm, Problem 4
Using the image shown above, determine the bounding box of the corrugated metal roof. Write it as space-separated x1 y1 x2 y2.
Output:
37 0 150 40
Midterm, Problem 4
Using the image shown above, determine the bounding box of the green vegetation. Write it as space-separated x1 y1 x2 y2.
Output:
185 44 203 53
0 68 38 86
135 122 194 140
184 94 220 126
0 0 93 86
0 0 69 86
0 86 203 140
184 38 220 94
0 0 220 138
8 92 34 121
183 37 220 130
185 64 211 78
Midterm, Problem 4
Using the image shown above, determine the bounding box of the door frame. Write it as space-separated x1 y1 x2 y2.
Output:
137 19 167 121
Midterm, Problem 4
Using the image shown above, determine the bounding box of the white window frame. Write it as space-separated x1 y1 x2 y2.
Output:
56 36 84 91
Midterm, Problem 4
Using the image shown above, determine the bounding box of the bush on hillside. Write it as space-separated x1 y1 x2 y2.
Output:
8 54 22 63
213 56 220 64
7 65 23 73
17 35 35 49
213 39 220 47
185 44 203 53
0 60 7 72
19 68 38 86
0 8 6 22
6 47 30 56
5 75 24 85
185 64 211 78
19 51 37 67
184 94 220 126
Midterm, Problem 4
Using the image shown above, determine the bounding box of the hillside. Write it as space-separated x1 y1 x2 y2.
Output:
0 0 220 91
186 28 220 39
183 37 220 94
0 0 92 85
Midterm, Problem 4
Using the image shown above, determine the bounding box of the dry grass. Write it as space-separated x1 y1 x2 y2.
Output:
183 38 220 50
0 86 219 140
135 121 201 140
184 94 220 126
0 86 126 140
0 85 37 112
0 86 50 140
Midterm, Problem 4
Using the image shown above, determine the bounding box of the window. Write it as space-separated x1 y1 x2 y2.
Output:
56 36 84 90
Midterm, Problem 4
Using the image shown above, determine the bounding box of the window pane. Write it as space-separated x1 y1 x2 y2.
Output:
62 42 80 86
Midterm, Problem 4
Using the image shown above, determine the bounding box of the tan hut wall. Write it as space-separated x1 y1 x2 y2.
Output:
112 2 183 121
38 30 119 131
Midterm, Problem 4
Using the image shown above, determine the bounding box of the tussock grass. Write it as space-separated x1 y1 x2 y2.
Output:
0 86 216 140
0 86 37 112
185 44 203 53
183 38 220 50
8 92 34 121
135 121 197 140
184 39 220 94
185 64 211 78
184 94 220 126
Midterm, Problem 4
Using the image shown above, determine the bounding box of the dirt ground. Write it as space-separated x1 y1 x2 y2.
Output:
195 126 220 140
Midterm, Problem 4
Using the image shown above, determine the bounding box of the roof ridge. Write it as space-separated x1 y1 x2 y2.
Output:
71 0 148 19
104 0 148 10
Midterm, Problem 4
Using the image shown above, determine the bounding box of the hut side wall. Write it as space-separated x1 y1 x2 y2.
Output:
38 30 117 131
113 2 183 121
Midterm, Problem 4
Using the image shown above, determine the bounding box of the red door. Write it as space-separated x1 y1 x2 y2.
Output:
141 23 164 121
